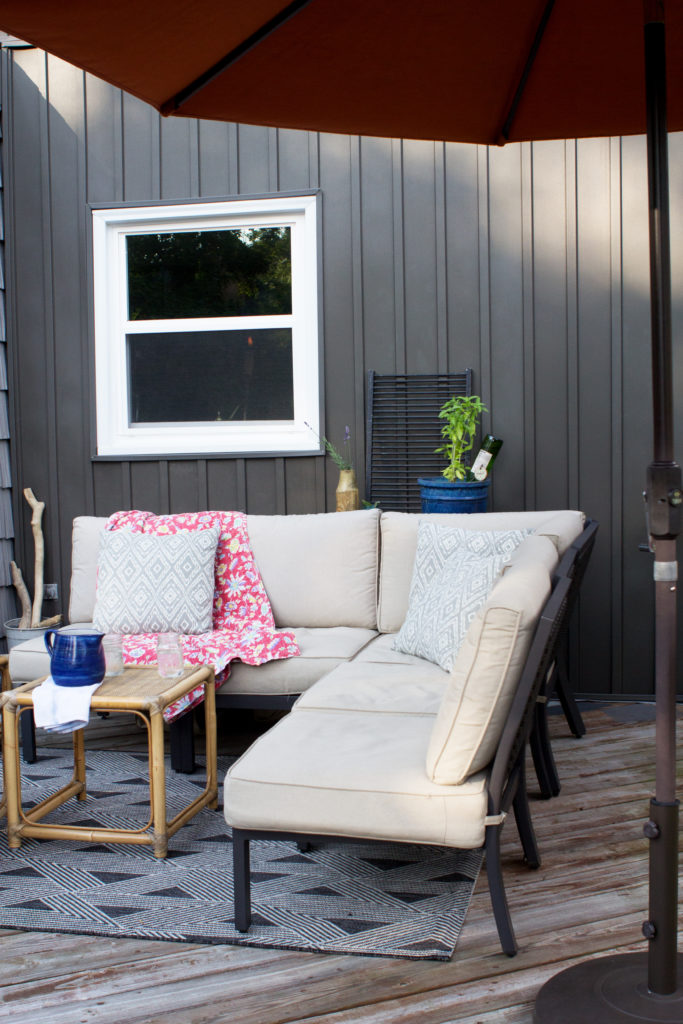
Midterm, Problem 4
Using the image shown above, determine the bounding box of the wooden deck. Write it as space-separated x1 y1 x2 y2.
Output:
0 702 680 1023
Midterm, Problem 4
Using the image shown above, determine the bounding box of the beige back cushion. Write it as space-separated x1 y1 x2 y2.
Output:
377 509 582 633
504 533 559 575
246 509 380 629
70 510 381 631
426 559 551 786
69 516 108 623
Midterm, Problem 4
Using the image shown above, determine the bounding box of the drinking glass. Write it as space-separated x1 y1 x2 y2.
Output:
102 633 124 676
156 633 184 678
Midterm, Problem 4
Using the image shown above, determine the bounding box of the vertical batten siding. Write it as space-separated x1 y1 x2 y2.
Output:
0 97 16 638
2 46 681 697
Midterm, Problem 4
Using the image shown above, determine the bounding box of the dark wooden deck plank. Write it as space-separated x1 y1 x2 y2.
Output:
0 702 678 1023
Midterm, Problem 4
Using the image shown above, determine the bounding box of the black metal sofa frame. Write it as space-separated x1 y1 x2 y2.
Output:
530 518 599 798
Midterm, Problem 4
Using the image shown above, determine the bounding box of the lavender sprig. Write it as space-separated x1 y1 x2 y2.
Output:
306 422 354 470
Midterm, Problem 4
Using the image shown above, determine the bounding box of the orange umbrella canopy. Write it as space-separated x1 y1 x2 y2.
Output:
1 0 682 145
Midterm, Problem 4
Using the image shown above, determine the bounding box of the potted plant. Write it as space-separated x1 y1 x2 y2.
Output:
418 395 493 513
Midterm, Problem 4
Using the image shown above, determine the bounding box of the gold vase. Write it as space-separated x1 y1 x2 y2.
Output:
336 468 360 512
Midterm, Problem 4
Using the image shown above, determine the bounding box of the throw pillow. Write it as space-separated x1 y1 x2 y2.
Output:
393 546 506 671
93 527 220 635
391 521 529 670
416 521 530 573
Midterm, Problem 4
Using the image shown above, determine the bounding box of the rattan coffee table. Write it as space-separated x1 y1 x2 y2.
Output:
2 664 217 858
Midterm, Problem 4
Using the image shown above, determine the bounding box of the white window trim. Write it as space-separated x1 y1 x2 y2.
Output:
92 195 321 457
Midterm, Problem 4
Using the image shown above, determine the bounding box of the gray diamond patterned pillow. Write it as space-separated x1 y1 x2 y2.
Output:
401 521 530 610
393 547 506 671
93 527 220 635
392 522 528 671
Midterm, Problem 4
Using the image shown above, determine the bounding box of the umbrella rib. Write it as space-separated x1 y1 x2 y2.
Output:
160 0 315 115
497 0 557 144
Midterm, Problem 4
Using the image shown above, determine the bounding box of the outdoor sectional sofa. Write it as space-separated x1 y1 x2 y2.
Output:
8 507 590 952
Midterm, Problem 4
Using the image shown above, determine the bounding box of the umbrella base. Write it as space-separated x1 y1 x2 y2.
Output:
534 953 683 1023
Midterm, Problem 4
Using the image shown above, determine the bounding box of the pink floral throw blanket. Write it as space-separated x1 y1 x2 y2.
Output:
105 510 300 721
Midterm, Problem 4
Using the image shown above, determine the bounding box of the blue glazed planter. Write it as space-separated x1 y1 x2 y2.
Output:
418 477 490 514
45 628 106 687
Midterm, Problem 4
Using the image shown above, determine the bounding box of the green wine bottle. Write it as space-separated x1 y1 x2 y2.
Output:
471 435 503 481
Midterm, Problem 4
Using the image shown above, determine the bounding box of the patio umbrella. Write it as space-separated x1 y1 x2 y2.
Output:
0 1 681 1020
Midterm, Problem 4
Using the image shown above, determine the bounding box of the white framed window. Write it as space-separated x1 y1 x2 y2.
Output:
91 194 321 457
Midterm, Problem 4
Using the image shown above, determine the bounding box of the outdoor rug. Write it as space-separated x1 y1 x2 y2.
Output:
0 748 483 960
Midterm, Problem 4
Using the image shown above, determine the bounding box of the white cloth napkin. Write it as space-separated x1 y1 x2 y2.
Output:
32 675 102 733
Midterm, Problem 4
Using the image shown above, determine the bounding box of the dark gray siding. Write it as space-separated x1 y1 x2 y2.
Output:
0 99 16 637
2 47 682 697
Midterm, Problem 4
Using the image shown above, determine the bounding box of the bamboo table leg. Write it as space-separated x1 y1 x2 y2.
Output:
204 672 218 811
3 700 22 848
73 728 87 801
149 707 168 858
0 661 8 818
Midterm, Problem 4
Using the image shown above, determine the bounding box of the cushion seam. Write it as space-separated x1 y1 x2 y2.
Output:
226 775 487 797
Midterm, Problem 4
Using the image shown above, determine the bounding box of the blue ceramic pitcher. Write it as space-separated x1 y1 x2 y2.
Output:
44 628 106 687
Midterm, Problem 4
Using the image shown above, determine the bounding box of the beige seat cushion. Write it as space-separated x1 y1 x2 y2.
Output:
426 560 551 785
246 509 380 629
354 631 463 669
217 626 377 696
295 660 448 714
377 510 582 634
224 709 489 848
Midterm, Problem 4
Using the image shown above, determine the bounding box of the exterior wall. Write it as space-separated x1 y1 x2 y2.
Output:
0 101 16 642
2 47 682 697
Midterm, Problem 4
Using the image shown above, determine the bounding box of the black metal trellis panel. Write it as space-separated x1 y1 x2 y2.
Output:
365 370 472 512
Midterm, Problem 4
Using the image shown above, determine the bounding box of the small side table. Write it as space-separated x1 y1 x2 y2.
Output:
2 665 217 858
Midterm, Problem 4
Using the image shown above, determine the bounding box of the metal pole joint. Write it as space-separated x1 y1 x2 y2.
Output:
645 462 682 538
643 819 660 839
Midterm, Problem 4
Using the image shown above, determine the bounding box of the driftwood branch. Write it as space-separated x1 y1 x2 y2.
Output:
24 488 46 628
10 561 32 628
34 614 61 629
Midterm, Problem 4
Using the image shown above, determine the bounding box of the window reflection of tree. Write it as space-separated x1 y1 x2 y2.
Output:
126 227 292 320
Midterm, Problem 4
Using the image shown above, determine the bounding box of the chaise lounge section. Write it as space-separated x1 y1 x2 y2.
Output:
224 552 576 955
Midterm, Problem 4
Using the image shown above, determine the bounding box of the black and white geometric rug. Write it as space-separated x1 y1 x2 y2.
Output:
0 748 483 960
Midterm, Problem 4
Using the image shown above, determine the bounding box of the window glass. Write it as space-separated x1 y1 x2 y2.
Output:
128 329 293 423
127 227 292 320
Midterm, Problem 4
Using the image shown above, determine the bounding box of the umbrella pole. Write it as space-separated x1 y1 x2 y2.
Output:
642 3 681 997
534 4 682 1019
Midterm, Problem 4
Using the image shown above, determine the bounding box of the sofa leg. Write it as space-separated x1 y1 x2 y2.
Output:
21 708 37 764
513 766 541 870
485 825 518 957
554 649 586 738
169 709 195 774
233 830 252 933
530 699 560 799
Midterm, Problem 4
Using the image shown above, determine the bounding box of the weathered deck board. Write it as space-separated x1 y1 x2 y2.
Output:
0 703 679 1023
